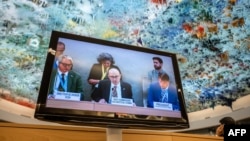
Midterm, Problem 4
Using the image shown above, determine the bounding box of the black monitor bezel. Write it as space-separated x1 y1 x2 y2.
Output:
35 30 189 130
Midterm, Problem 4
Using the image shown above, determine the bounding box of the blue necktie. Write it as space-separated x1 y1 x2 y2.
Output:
58 74 65 91
61 73 65 84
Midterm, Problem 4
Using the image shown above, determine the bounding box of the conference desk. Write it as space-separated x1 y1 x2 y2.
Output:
0 122 223 141
46 99 181 117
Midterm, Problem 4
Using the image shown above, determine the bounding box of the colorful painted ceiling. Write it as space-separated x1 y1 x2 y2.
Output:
0 0 250 112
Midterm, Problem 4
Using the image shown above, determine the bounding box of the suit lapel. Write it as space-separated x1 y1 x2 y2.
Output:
67 71 73 91
120 82 125 98
104 81 111 101
49 70 57 93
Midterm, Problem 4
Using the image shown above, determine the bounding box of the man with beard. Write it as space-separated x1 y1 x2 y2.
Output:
148 57 167 83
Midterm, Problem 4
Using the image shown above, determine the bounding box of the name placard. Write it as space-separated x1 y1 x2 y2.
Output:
111 97 134 106
53 91 81 101
153 102 173 110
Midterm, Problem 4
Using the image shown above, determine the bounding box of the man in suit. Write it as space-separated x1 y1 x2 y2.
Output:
91 68 133 104
148 57 167 83
147 72 179 110
53 41 66 69
48 54 84 100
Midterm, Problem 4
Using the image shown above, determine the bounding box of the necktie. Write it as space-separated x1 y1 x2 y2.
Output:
61 73 65 84
112 86 118 97
58 74 65 91
161 89 168 103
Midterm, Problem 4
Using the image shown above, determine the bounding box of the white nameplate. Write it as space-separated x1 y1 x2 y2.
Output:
111 97 134 106
54 91 81 101
153 102 173 110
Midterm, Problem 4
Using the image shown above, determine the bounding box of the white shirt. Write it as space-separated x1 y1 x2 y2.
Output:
54 70 68 92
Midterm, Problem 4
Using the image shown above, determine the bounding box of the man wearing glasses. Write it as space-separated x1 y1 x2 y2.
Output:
48 54 84 101
91 68 133 105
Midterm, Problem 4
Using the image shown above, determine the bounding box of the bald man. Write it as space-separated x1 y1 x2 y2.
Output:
91 68 133 104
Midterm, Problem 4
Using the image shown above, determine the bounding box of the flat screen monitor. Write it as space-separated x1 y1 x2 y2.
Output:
34 30 189 130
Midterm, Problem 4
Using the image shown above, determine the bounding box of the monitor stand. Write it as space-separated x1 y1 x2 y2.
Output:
106 128 122 141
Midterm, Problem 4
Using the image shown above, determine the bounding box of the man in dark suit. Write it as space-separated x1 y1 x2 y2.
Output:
147 72 179 110
53 41 66 69
91 68 133 104
48 54 84 100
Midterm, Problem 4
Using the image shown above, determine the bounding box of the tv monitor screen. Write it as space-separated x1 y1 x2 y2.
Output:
35 31 189 130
